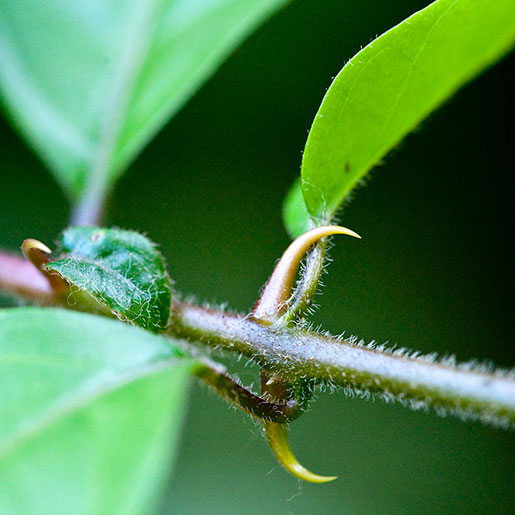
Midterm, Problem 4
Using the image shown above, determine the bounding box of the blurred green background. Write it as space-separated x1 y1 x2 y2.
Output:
1 0 513 513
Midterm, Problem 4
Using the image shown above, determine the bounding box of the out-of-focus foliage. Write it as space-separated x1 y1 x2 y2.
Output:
0 308 192 515
0 0 288 198
0 0 513 513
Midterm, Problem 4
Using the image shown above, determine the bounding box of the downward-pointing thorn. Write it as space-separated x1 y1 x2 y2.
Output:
264 421 337 483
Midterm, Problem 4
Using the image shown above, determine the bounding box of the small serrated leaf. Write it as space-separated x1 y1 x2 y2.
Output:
47 227 171 332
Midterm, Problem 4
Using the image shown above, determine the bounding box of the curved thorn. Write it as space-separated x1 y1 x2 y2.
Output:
251 226 361 323
264 421 337 483
21 238 52 260
21 239 69 295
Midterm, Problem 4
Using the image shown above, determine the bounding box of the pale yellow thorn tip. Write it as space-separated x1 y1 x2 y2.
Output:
264 421 337 484
21 238 69 295
21 238 52 258
21 239 53 272
332 226 361 240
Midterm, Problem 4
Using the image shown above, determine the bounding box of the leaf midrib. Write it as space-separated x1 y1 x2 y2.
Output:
80 0 161 204
0 358 178 460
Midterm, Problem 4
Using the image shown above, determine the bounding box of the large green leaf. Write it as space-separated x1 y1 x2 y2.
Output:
0 0 288 200
47 227 172 332
284 0 515 237
0 308 193 515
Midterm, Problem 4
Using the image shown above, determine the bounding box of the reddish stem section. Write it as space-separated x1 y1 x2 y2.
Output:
0 251 53 302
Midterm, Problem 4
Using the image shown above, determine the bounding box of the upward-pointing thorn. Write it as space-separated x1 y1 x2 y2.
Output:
251 225 360 324
21 238 69 295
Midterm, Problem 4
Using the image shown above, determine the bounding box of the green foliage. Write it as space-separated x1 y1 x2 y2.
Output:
47 227 172 332
0 0 514 512
284 0 515 236
0 308 193 515
282 178 312 238
0 0 288 199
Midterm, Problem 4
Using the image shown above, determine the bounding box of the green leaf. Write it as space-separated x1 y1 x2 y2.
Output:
284 0 515 237
0 307 193 515
282 179 312 239
47 227 171 332
0 0 288 200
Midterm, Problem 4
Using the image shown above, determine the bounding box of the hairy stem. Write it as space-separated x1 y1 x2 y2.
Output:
170 300 515 428
1 250 514 428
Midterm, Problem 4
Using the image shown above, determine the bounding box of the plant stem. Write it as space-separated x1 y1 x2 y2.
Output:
1 250 514 428
169 300 515 428
70 187 107 227
0 252 53 302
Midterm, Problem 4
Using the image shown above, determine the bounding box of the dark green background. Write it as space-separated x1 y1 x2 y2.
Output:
1 0 513 513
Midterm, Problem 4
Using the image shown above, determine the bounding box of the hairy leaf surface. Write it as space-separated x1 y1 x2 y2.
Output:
0 0 288 199
284 0 515 237
47 227 171 332
0 308 193 515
